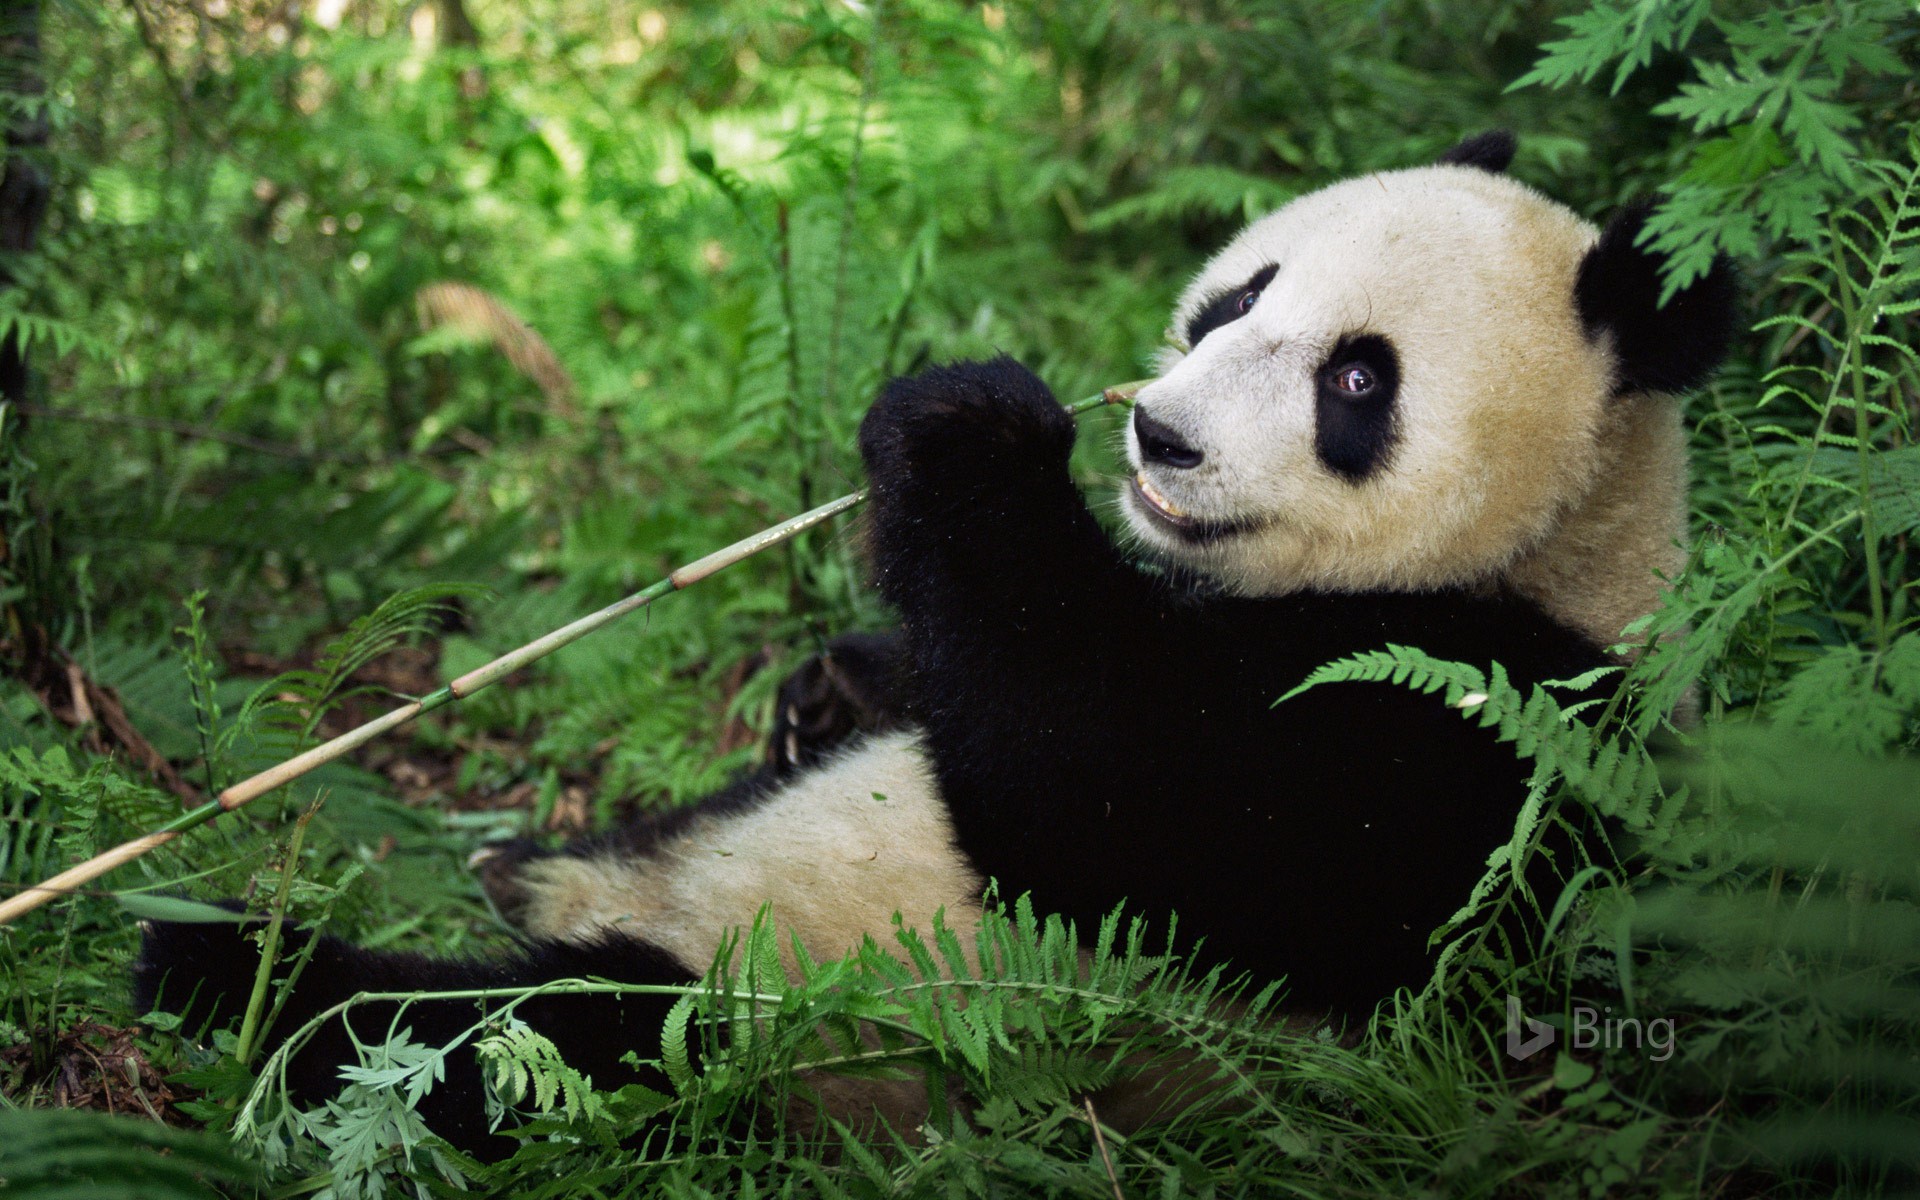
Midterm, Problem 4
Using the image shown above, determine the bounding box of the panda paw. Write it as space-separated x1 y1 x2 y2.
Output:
767 630 907 773
468 839 557 930
857 356 1075 497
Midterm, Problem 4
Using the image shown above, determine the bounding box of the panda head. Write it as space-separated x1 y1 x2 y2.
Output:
1122 132 1737 645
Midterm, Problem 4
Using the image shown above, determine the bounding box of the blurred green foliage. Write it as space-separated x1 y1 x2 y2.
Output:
0 0 1917 1196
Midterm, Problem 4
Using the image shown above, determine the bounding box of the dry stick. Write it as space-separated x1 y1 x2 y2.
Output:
0 382 1145 926
1085 1096 1127 1200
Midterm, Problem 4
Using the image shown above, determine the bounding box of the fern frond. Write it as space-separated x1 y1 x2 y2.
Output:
1278 644 1663 823
1086 165 1297 230
476 1018 611 1126
231 582 482 755
661 993 698 1096
0 296 115 363
0 1108 258 1199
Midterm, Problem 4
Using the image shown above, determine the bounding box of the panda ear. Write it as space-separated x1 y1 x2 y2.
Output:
1436 130 1516 174
1575 199 1739 396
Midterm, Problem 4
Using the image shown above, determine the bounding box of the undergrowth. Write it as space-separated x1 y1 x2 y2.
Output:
1 1 1917 1197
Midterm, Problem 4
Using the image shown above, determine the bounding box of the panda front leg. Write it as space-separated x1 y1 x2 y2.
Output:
134 914 695 1159
856 357 1197 908
856 356 1162 646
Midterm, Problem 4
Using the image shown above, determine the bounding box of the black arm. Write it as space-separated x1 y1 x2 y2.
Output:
857 357 1208 867
857 356 1162 647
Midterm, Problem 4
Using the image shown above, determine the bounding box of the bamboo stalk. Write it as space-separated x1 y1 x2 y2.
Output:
0 382 1144 926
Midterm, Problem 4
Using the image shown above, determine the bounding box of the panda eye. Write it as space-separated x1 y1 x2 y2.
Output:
1331 364 1377 396
1185 264 1278 349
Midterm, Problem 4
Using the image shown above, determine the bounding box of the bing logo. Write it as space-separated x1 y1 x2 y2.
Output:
1504 996 1676 1063
1505 994 1555 1060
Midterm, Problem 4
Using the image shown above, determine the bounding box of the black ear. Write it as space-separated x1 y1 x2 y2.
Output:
1437 130 1516 174
1574 199 1739 396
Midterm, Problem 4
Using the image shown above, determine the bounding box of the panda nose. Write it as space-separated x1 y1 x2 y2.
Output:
1134 408 1204 469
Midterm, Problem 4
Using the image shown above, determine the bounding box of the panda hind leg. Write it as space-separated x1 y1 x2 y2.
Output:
134 912 695 1159
474 630 906 934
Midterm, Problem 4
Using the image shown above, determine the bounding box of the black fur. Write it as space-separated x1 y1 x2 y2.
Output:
1437 130 1517 174
1313 333 1402 482
1575 200 1738 396
859 356 1609 1016
1185 263 1277 349
134 910 695 1158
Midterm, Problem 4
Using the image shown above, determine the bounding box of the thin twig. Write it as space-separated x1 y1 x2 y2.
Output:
0 381 1145 926
125 0 192 112
1085 1097 1126 1200
823 0 883 416
16 403 364 463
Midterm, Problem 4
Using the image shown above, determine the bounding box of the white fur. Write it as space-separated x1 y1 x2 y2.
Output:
1124 164 1687 649
516 731 983 977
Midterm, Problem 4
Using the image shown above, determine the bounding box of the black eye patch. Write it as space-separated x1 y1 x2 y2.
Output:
1184 264 1278 349
1314 333 1401 483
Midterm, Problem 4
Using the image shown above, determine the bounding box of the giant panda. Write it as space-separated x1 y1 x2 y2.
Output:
135 132 1736 1157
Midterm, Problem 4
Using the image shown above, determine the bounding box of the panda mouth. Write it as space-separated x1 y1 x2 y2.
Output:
1128 473 1254 544
1131 472 1193 524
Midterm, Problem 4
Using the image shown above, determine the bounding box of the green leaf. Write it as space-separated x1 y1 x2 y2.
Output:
0 1109 257 1199
114 894 250 924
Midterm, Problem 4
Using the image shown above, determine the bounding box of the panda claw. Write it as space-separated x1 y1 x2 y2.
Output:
466 845 502 870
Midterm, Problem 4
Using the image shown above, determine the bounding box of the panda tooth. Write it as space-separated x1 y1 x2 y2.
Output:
1136 472 1187 518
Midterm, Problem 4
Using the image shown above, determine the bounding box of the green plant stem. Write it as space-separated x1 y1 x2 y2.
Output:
237 976 790 1140
1835 219 1892 655
236 803 316 1068
0 382 1145 926
823 0 882 417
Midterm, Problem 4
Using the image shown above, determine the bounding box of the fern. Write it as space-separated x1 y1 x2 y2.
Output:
1634 132 1920 730
244 1021 472 1197
0 296 114 364
1277 645 1660 825
228 583 480 764
1627 729 1920 1182
659 993 698 1096
18 0 1920 1193
476 1017 610 1128
0 744 178 879
0 1108 257 1200
1768 632 1920 754
1085 165 1297 232
172 591 223 795
1510 0 1713 95
1516 1 1916 297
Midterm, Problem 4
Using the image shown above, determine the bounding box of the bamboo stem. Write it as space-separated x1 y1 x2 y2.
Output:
0 381 1143 926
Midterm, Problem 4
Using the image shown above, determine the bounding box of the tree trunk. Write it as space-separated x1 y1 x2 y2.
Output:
1 0 49 408
437 0 486 100
1 0 51 648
